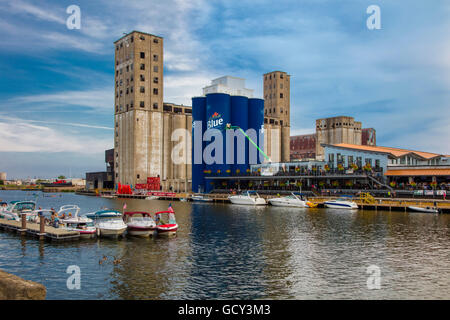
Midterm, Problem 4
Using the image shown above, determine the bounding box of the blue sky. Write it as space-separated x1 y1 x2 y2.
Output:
0 0 449 179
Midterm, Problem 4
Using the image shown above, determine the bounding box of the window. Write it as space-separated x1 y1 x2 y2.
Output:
130 86 133 93
137 174 140 179
130 101 134 108
153 55 158 61
140 52 145 59
280 120 283 125
140 101 145 108
153 88 158 95
163 104 172 112
120 43 123 48
139 35 145 40
140 64 145 70
153 103 158 110
126 65 129 72
130 75 134 82
174 107 182 113
140 86 145 93
119 90 122 97
115 105 118 112
153 77 158 83
140 74 145 81
130 36 133 42
116 46 119 51
153 38 159 43
153 66 158 72
184 108 192 114
126 88 129 94
115 70 118 76
375 159 380 168
280 74 284 79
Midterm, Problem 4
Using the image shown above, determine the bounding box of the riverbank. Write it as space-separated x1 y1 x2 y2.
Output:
0 269 46 300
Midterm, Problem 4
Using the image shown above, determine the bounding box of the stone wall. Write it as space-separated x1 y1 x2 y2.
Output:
0 269 46 300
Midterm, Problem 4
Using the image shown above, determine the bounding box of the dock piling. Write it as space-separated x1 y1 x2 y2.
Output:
38 215 46 240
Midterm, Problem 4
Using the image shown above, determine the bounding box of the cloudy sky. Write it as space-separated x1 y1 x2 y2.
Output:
0 0 449 179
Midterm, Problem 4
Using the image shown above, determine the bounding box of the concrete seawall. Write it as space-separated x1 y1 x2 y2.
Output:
0 269 46 300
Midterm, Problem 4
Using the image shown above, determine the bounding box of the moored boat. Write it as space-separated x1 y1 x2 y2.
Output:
59 205 96 238
84 209 126 238
228 191 266 206
124 211 156 237
155 204 178 236
268 192 309 207
0 201 37 221
324 196 358 210
191 194 213 202
408 206 440 214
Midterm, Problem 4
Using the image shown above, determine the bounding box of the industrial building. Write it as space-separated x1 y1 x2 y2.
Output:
290 116 376 161
192 77 265 193
113 31 192 192
263 71 291 163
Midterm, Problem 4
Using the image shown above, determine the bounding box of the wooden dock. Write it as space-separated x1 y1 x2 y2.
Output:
0 218 80 241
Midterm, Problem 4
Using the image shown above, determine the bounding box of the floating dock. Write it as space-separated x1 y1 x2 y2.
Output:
0 218 80 241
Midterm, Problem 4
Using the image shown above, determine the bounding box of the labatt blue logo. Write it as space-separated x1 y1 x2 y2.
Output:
207 112 223 129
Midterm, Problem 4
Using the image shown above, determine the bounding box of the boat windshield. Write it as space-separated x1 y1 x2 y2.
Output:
12 202 36 213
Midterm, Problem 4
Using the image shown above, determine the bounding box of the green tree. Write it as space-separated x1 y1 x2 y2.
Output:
58 175 66 180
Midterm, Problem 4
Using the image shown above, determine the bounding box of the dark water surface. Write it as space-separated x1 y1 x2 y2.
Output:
0 190 449 299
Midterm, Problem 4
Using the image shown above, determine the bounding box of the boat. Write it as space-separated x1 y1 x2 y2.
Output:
85 209 122 220
324 196 358 210
191 194 213 202
268 192 309 207
84 209 126 238
228 191 266 206
155 204 178 236
408 206 440 214
59 205 97 238
179 198 188 202
146 195 160 200
124 211 156 237
100 194 116 199
0 201 37 220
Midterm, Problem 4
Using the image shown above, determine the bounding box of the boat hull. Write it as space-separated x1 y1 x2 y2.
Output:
127 225 155 237
156 224 178 236
269 199 308 208
324 202 358 210
408 206 439 213
98 227 127 238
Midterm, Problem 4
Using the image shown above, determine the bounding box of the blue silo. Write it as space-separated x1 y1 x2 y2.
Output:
192 96 206 193
248 98 265 165
205 93 231 191
230 95 249 175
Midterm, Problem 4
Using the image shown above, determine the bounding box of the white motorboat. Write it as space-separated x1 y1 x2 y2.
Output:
59 205 97 238
191 194 213 202
84 209 126 238
324 196 358 210
228 191 266 206
146 196 160 200
269 192 309 208
96 218 127 238
124 211 156 237
0 201 37 221
408 206 440 214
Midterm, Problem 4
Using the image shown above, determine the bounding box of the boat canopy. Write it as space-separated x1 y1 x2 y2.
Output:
124 211 151 217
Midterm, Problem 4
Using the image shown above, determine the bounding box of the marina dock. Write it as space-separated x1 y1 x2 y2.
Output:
0 218 80 241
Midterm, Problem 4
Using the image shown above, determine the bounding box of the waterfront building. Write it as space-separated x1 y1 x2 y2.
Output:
324 143 450 185
0 172 6 182
114 31 192 192
263 71 291 163
290 116 376 161
86 149 115 191
192 78 264 193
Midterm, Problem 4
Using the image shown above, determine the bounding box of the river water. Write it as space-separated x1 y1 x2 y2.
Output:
0 190 449 300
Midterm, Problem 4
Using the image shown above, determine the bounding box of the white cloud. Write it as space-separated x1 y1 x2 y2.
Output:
7 88 113 112
0 119 112 153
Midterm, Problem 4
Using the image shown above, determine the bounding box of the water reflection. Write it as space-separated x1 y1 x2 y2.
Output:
0 190 449 299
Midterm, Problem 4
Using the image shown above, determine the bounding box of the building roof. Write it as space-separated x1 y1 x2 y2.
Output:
385 169 450 176
114 30 163 43
331 143 443 160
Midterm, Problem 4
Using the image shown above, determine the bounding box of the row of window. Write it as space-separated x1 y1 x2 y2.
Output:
116 87 159 98
115 63 159 76
329 153 381 167
265 93 284 99
115 101 160 112
115 35 159 50
265 73 284 80
116 76 158 88
265 83 283 90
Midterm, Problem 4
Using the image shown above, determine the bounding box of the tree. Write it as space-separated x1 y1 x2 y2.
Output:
58 175 67 180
